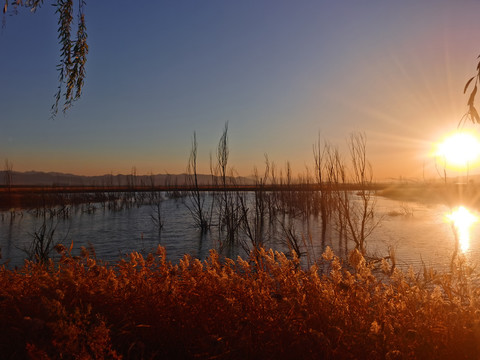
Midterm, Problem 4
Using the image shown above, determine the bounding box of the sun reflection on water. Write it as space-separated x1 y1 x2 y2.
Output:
446 206 477 253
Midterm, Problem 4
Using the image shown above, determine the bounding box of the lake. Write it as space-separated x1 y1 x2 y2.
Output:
1 192 478 271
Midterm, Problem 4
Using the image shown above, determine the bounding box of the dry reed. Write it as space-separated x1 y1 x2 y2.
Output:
0 245 479 359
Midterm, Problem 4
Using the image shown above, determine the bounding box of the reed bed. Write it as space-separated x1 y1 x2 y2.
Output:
1 246 479 359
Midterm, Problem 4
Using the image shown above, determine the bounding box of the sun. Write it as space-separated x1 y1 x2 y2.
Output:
435 132 480 168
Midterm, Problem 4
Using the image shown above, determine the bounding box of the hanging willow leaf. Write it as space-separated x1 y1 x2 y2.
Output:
4 1 44 14
50 0 88 117
74 10 87 98
468 85 477 107
4 0 87 118
470 105 480 124
464 77 475 94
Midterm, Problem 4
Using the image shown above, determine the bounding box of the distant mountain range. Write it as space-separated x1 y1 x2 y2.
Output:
0 171 254 187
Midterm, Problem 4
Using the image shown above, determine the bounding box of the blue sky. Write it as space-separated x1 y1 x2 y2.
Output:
2 0 480 180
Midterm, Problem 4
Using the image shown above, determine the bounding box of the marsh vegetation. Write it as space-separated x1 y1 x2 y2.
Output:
2 128 480 358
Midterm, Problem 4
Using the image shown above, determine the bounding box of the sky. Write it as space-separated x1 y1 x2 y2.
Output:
2 0 480 181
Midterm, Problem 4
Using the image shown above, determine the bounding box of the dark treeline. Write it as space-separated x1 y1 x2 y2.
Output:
0 183 386 213
0 182 386 195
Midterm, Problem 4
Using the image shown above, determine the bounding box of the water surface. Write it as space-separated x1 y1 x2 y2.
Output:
1 193 478 271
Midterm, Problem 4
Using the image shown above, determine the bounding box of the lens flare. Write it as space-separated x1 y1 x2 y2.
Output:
435 132 480 169
446 206 477 253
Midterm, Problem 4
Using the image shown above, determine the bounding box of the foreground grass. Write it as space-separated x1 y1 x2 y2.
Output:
1 246 480 359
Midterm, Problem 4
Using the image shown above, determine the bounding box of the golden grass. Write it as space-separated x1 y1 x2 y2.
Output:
1 246 480 359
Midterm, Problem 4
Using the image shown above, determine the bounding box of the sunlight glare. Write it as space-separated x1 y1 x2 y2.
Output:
435 132 480 169
446 206 477 253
